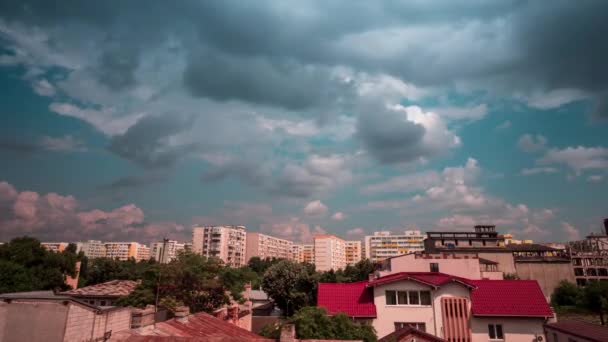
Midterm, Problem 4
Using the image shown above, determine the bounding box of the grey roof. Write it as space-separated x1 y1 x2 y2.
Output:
0 291 67 299
250 290 270 301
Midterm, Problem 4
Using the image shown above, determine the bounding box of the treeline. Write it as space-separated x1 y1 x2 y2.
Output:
551 280 608 325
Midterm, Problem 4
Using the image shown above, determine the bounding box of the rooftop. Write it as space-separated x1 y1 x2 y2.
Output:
367 272 474 289
62 279 139 298
378 326 446 342
317 281 376 318
545 320 608 342
468 279 553 317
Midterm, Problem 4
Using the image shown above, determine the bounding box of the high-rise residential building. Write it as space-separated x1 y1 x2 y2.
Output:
150 240 186 263
41 242 69 253
364 230 425 262
192 225 247 267
314 235 346 271
292 244 315 264
345 240 362 266
76 240 106 259
104 242 150 261
245 232 293 261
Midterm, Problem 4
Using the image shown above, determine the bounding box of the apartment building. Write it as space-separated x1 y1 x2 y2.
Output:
245 232 293 261
314 235 346 271
364 230 425 262
318 272 553 341
568 219 608 286
291 244 315 264
41 242 69 253
345 240 362 266
76 240 106 258
150 240 186 263
192 225 247 267
104 242 150 261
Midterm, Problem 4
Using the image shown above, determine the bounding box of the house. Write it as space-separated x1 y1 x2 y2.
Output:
318 272 553 341
61 279 139 306
0 292 132 342
378 326 446 342
544 320 608 342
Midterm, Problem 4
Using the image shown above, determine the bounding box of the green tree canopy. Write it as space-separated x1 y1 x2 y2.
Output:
551 280 581 307
262 260 317 316
581 281 608 325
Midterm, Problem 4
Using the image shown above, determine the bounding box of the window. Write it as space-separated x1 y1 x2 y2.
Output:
100 300 106 306
386 290 431 306
488 324 504 340
394 322 426 332
430 263 439 272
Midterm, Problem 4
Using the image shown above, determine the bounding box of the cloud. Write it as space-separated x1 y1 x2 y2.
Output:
345 227 365 239
522 89 588 110
0 180 185 242
357 104 460 164
303 200 328 217
40 135 87 152
31 78 55 96
331 212 346 221
496 120 511 130
588 175 603 183
260 218 326 244
518 134 547 153
539 146 608 175
430 104 488 121
561 222 581 241
363 170 440 194
520 167 558 176
49 102 143 136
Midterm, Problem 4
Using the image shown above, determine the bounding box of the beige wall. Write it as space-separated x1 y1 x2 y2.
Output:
477 252 517 274
480 271 504 280
515 262 575 301
0 300 69 342
471 317 546 342
385 254 482 279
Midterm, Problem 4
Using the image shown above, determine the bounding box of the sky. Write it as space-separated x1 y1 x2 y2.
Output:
0 1 607 244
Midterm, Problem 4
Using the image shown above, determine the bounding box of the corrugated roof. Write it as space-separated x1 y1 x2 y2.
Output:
545 320 608 341
62 280 138 297
112 312 272 341
317 281 376 318
468 280 553 317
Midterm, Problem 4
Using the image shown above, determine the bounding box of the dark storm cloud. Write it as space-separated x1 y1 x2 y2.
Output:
108 114 197 168
96 48 139 90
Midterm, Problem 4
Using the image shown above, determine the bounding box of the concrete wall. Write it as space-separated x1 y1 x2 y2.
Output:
480 271 504 280
515 262 575 301
471 317 546 342
245 232 260 262
385 254 482 279
0 300 69 342
477 252 517 274
544 326 595 342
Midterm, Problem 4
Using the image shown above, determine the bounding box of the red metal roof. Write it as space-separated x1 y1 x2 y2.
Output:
545 320 608 342
367 272 474 288
317 281 376 318
468 280 553 317
112 312 272 341
378 326 446 342
62 280 138 297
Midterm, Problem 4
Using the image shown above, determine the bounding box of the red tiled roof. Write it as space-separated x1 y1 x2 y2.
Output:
317 281 376 318
367 272 474 288
545 320 608 342
378 326 446 342
468 280 553 317
112 312 272 341
62 280 138 297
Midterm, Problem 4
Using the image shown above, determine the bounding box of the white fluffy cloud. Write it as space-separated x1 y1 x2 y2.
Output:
518 134 547 153
303 200 328 217
520 167 558 176
539 146 608 175
561 222 581 241
331 212 347 221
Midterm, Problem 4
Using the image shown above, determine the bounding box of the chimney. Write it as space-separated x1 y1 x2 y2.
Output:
280 324 297 342
604 218 608 235
131 305 156 332
174 306 190 323
230 304 239 323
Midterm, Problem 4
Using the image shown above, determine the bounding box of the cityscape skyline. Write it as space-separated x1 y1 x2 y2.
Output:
1 1 607 245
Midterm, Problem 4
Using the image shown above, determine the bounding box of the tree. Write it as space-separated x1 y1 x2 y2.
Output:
260 307 376 342
220 266 258 302
0 236 78 293
551 280 581 307
343 259 378 282
262 260 317 316
581 281 608 325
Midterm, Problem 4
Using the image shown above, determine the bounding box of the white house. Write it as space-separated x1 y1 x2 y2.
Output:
318 272 553 341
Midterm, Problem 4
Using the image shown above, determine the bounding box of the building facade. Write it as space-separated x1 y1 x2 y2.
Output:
104 242 150 261
76 240 106 259
291 244 315 264
569 230 608 286
364 230 425 262
345 240 362 266
192 225 247 267
41 242 69 253
314 235 346 271
245 232 293 261
150 240 186 263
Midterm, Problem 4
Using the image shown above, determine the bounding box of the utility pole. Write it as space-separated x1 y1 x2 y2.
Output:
155 238 169 315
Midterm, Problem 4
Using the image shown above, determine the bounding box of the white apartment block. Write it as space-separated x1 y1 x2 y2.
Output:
345 240 362 266
104 242 150 261
364 230 425 262
291 244 315 264
245 232 293 261
314 235 346 271
77 240 106 259
150 240 186 263
41 242 69 253
192 225 247 267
